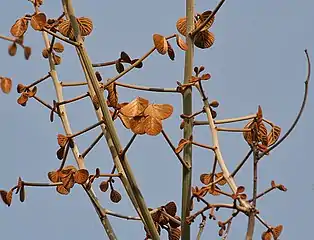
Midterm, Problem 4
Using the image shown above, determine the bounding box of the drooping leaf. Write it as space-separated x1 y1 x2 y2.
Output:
144 104 173 120
194 31 215 49
24 46 32 60
8 43 17 56
52 53 61 65
106 82 118 108
57 134 68 147
131 59 143 68
119 97 149 117
53 42 64 53
115 61 124 73
144 116 163 136
120 51 131 63
176 17 187 36
17 92 29 106
261 231 272 240
10 18 28 37
56 185 70 195
167 41 175 60
99 181 109 192
30 12 47 31
175 139 190 154
1 77 12 94
153 34 168 55
0 190 10 206
118 113 131 129
165 201 177 216
48 171 60 183
176 35 188 51
58 20 73 38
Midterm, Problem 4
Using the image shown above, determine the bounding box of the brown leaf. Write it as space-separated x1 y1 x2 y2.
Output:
194 31 215 49
48 171 60 183
53 53 61 65
0 190 10 206
24 46 32 60
144 116 163 136
243 120 253 145
165 201 177 216
58 20 73 38
176 34 188 51
144 104 173 120
130 59 143 68
8 43 17 56
17 92 29 106
267 125 281 146
236 186 245 194
77 17 93 36
175 139 190 154
271 180 276 188
6 190 13 206
19 185 25 202
57 134 68 147
30 12 47 31
261 231 272 240
257 105 263 123
201 73 211 80
60 174 75 189
272 225 283 239
167 41 175 60
99 181 109 192
17 84 26 93
115 61 124 73
74 169 89 184
1 77 12 94
110 189 122 203
120 51 131 63
106 82 118 108
207 185 220 196
169 227 181 240
215 172 227 186
118 113 131 129
277 184 287 192
258 122 268 146
130 116 146 135
56 146 65 160
200 173 213 185
28 86 37 98
176 17 187 36
42 48 49 58
10 18 28 37
169 216 181 228
196 10 215 31
53 42 64 53
153 34 168 55
119 97 149 117
56 185 70 195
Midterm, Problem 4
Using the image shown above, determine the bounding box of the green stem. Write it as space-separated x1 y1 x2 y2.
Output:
62 1 159 238
181 0 194 239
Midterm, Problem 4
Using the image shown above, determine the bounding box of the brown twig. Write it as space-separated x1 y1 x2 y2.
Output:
230 149 253 177
115 82 179 93
61 81 88 87
120 134 137 158
81 132 104 158
70 120 104 138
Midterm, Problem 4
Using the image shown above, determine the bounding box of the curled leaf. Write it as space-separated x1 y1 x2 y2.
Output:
53 42 65 53
8 43 17 56
56 185 70 195
175 139 190 154
10 18 28 37
153 34 168 55
165 201 177 216
167 41 175 60
120 51 131 63
176 17 187 36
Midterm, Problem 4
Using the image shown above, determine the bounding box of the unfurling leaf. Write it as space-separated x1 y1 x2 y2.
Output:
194 31 215 49
99 181 109 192
120 97 149 117
153 34 168 55
110 189 122 203
175 139 190 154
176 35 188 51
8 43 17 56
267 125 281 146
144 116 163 136
1 77 12 94
144 104 173 120
10 18 28 37
74 169 89 184
30 12 47 31
200 173 213 185
176 17 187 36
167 41 175 60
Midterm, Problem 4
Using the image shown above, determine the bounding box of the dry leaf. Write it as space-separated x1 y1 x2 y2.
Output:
207 185 220 196
267 125 281 146
200 173 213 185
144 104 173 120
169 227 181 240
215 172 227 186
17 84 26 93
272 225 283 239
236 186 245 194
0 190 10 206
56 185 70 195
165 201 177 216
24 46 31 60
144 116 163 136
110 189 122 203
196 10 215 31
1 77 12 94
8 43 17 56
53 53 61 65
120 51 131 63
10 18 28 37
77 17 93 36
74 169 89 184
167 41 175 60
99 181 109 192
57 134 68 147
153 34 168 55
53 42 64 53
48 171 60 183
175 139 190 154
115 61 124 73
176 35 188 51
169 216 181 228
118 113 131 129
58 20 73 38
130 116 146 135
176 17 187 36
106 82 118 108
17 92 29 106
19 185 25 202
30 12 47 31
194 31 215 49
42 48 49 58
261 231 272 240
120 97 149 117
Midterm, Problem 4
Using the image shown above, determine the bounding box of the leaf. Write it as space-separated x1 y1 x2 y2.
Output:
271 180 276 188
165 201 177 216
175 139 190 154
17 84 26 93
236 186 245 194
77 17 93 36
0 190 10 206
258 122 268 146
215 172 227 186
24 46 32 60
153 34 168 55
243 120 254 145
106 82 118 108
10 18 28 37
42 48 49 58
95 71 102 81
119 97 149 117
115 61 124 73
8 43 17 56
99 181 109 192
118 113 131 129
194 31 215 49
57 134 68 147
261 231 272 240
6 190 13 206
272 225 283 239
131 59 143 68
28 86 37 97
110 189 122 203
196 10 215 31
144 116 163 136
176 17 187 36
267 125 281 146
120 51 131 63
60 174 75 189
257 105 263 123
92 95 100 110
144 104 173 120
17 92 29 106
207 185 220 196
74 169 89 184
48 171 60 183
58 20 73 38
53 53 61 65
176 35 188 51
30 12 47 31
167 41 175 60
169 227 181 240
1 77 12 94
53 42 64 53
130 116 146 135
200 173 213 185
201 73 211 80
56 146 65 160
19 185 25 202
56 185 70 195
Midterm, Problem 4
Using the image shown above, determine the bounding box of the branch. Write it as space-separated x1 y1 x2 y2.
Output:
115 82 179 93
259 49 311 159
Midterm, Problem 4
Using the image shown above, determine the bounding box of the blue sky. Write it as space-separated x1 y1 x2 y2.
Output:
1 0 314 239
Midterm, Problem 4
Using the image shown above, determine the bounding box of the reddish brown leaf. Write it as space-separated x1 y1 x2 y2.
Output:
10 18 28 37
57 134 68 147
115 61 124 73
0 190 10 206
24 46 32 60
144 104 173 120
194 31 215 49
176 17 187 36
272 225 283 239
196 10 215 31
175 139 190 154
30 12 47 31
120 51 131 63
99 181 109 192
1 77 12 94
143 116 163 136
200 173 213 185
56 185 70 195
261 231 272 240
17 84 26 93
118 113 131 129
119 97 149 117
6 190 13 206
77 17 93 36
48 171 60 183
153 34 168 55
215 172 227 186
106 82 118 108
267 125 281 146
74 169 89 184
176 34 188 51
236 186 245 194
17 92 29 106
130 116 146 135
167 41 175 60
53 42 64 53
169 227 181 240
8 43 17 56
56 146 65 160
110 189 122 203
165 201 177 216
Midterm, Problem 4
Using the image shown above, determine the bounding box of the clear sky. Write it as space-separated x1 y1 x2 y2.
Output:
1 0 314 239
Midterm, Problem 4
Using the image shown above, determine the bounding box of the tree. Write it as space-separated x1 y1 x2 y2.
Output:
0 0 312 239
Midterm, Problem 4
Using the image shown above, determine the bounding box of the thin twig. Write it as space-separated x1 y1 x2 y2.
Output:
259 49 311 159
230 149 253 177
43 27 80 46
81 132 104 158
217 127 251 132
57 92 89 105
115 82 179 93
193 114 256 126
27 73 51 89
70 120 104 138
191 141 215 151
61 81 87 87
33 95 57 113
120 134 137 157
